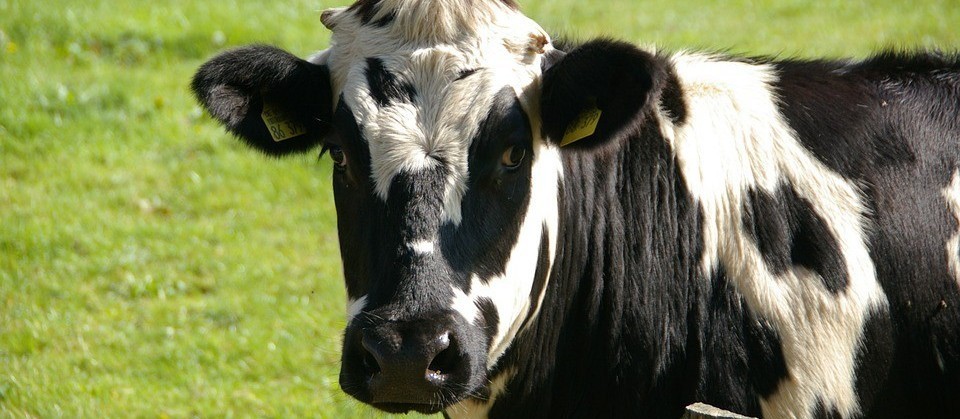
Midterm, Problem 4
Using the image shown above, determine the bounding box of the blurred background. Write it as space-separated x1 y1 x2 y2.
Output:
1 0 957 417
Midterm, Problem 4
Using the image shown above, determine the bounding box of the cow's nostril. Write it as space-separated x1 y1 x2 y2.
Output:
361 345 381 375
426 333 457 383
344 320 479 410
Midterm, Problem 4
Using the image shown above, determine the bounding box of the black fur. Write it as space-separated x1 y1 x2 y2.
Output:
499 0 519 10
191 45 329 155
692 267 790 415
365 58 416 107
455 68 480 81
475 297 500 346
348 0 395 27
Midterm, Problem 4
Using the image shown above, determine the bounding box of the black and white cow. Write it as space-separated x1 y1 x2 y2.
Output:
191 0 960 417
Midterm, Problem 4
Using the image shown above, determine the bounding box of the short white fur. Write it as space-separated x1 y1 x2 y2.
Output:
346 295 368 324
943 170 960 288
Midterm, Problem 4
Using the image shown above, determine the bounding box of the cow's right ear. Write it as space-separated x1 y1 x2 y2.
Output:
192 45 331 156
539 39 666 150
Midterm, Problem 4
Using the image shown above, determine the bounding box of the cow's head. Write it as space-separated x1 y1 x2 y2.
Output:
193 0 662 413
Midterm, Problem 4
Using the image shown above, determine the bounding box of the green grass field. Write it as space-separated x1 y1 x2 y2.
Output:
1 0 958 417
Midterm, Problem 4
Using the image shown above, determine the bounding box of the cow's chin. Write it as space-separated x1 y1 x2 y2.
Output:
338 311 492 414
339 362 490 415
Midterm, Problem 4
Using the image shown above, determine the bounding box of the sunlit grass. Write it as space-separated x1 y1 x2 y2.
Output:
1 0 957 416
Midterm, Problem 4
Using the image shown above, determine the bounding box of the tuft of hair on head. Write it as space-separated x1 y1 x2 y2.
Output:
321 6 347 30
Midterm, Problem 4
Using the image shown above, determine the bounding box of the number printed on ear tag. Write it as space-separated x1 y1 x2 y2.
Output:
561 106 602 147
261 101 307 142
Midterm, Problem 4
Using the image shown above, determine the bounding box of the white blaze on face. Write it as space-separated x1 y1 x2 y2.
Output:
943 170 960 288
662 52 889 419
407 240 436 255
450 143 563 367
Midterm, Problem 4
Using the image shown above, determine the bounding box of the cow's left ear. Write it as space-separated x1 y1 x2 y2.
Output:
192 45 331 156
540 39 666 150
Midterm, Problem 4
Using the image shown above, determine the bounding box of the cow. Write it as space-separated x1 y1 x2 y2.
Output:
190 0 960 417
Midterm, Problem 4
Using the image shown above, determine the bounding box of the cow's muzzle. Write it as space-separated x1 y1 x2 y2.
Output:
339 311 487 413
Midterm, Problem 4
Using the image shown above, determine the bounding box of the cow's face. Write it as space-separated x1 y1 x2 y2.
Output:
193 0 661 413
319 1 561 413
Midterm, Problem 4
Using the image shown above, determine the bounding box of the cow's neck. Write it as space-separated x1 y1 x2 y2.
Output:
486 113 707 416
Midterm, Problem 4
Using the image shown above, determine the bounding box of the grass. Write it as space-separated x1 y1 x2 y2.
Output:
0 0 957 417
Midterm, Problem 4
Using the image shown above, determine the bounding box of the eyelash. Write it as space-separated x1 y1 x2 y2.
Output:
321 144 347 169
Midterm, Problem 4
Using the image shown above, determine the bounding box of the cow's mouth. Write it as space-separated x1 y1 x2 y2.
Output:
370 401 446 414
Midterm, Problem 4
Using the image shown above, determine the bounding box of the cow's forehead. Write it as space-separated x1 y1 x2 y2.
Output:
317 0 551 221
321 0 549 100
320 1 546 72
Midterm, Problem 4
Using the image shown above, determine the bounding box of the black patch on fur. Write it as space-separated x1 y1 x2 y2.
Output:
454 68 479 81
850 308 894 418
500 0 519 10
475 297 500 345
330 101 377 299
857 52 960 416
365 58 415 107
191 44 330 155
773 59 883 179
389 169 448 245
770 56 960 179
540 39 670 150
659 67 688 124
348 0 395 27
810 399 842 419
742 185 849 294
695 267 790 416
441 88 533 283
743 318 790 400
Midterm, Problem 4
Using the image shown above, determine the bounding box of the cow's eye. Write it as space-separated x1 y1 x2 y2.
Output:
325 145 347 169
501 146 526 169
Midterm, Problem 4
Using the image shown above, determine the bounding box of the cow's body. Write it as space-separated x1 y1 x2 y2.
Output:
477 50 960 418
192 1 960 417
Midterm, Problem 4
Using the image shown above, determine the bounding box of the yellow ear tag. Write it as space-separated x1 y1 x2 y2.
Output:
560 106 602 147
261 101 307 142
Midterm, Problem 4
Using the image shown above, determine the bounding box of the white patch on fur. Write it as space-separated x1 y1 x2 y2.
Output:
408 240 435 255
321 0 550 225
943 170 960 288
444 368 516 419
451 286 480 323
662 52 889 419
346 295 368 324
